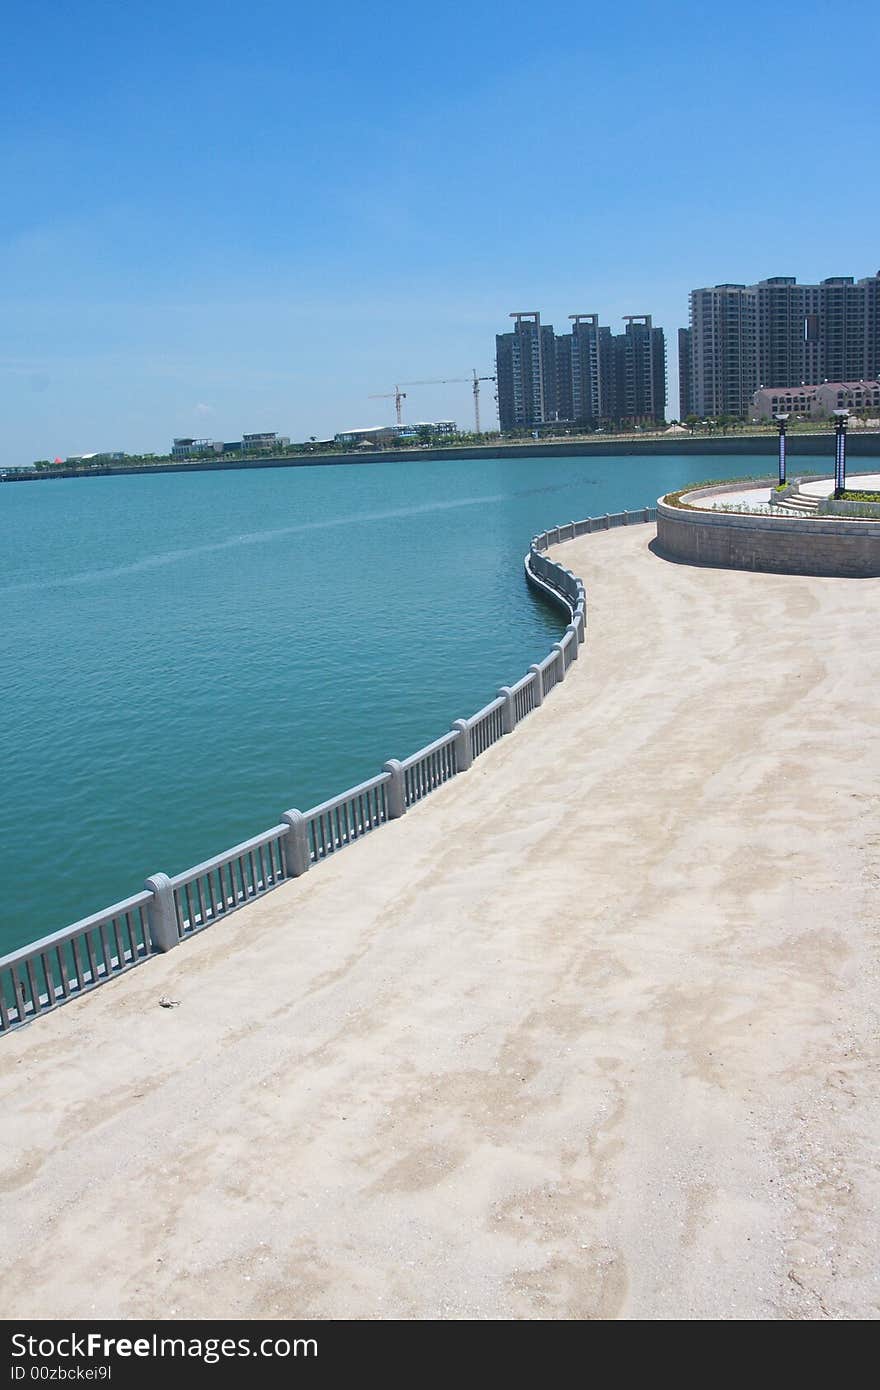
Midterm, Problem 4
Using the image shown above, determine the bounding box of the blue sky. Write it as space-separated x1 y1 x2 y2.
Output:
2 0 878 463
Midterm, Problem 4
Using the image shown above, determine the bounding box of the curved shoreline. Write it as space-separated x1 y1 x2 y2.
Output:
2 511 656 1034
3 521 877 1320
4 432 880 483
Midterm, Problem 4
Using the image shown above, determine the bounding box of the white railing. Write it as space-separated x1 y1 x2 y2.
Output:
0 892 153 1030
469 697 506 758
306 773 391 862
511 671 537 723
0 507 656 1033
401 733 458 806
170 825 291 938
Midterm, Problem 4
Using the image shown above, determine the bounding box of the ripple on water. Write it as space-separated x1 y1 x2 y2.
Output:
0 450 790 950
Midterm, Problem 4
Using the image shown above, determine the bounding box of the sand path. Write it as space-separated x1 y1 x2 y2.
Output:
2 525 878 1320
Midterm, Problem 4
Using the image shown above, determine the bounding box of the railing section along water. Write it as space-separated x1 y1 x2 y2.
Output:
0 508 656 1033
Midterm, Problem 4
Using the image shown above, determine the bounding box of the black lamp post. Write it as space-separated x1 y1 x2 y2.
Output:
775 413 790 486
833 409 849 499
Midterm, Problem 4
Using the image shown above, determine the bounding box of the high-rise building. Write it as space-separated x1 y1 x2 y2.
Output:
495 312 558 430
754 277 820 390
495 310 666 430
816 277 875 383
569 314 614 426
686 284 758 419
867 274 880 383
611 316 666 426
554 331 573 424
678 327 693 420
682 270 880 419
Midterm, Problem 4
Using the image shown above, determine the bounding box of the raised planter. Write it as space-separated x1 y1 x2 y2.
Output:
657 482 880 577
818 496 880 518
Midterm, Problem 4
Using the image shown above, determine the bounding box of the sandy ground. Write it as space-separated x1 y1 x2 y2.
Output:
2 526 879 1321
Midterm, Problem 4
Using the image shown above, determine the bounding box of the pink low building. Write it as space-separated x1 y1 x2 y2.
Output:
752 380 880 420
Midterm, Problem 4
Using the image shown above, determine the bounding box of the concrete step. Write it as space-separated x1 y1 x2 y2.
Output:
775 495 822 515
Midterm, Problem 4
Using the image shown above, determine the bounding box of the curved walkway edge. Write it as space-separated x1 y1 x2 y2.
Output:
1 511 654 1035
2 522 877 1320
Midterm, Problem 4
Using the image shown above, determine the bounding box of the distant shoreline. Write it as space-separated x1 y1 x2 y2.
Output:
4 430 880 482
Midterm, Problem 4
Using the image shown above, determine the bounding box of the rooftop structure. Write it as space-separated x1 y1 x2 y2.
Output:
393 421 459 438
334 426 397 445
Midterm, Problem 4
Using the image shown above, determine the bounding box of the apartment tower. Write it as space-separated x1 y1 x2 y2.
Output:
612 315 666 426
681 270 880 419
496 311 666 430
495 312 558 430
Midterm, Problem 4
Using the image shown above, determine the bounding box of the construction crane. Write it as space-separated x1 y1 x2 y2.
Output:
368 386 407 425
470 369 496 435
395 369 497 433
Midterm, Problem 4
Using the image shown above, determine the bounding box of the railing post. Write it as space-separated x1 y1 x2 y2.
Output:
451 719 473 770
281 809 311 876
498 686 515 733
565 623 579 660
144 872 179 953
382 759 406 818
552 642 566 682
643 507 650 522
604 513 610 529
528 664 544 706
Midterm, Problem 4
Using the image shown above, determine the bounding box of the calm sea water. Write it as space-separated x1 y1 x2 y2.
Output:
0 451 823 955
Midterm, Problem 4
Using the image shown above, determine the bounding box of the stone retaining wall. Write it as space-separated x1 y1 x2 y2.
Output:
657 486 880 578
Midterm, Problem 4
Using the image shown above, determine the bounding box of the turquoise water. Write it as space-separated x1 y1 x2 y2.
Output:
0 451 812 955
